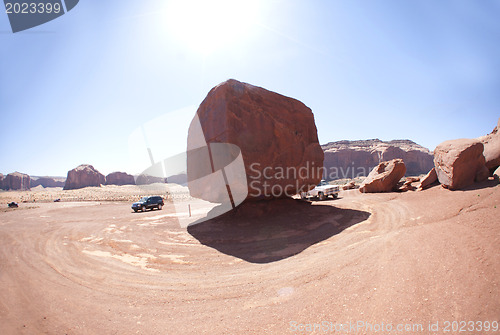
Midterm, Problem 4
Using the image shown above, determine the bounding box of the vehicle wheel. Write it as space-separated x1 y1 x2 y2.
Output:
318 192 326 201
133 209 138 213
332 194 338 199
141 205 146 212
158 204 163 210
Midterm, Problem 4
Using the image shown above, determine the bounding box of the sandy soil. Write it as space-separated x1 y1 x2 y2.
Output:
0 184 183 204
0 181 499 334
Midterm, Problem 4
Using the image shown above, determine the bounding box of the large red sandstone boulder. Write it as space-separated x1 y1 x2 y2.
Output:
433 139 489 190
417 167 438 191
63 164 105 190
187 79 324 201
478 117 500 171
105 172 135 186
1 172 31 191
359 159 406 193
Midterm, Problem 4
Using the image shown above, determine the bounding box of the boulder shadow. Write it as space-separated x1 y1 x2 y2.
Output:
460 178 499 191
187 199 370 263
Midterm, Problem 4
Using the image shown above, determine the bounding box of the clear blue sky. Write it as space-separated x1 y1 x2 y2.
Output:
1 0 499 176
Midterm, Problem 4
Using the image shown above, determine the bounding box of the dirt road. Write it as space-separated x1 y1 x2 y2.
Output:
1 183 499 334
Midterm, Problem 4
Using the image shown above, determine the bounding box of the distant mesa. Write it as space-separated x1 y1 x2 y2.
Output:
30 177 65 188
105 172 135 186
0 172 31 191
322 139 434 180
166 173 187 185
135 174 166 185
63 164 105 190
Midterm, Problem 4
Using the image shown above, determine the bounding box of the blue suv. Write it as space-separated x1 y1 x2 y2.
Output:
132 196 164 212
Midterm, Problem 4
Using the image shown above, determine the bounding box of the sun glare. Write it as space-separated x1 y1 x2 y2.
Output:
165 0 260 55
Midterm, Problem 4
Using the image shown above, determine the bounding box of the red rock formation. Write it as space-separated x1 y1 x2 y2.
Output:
342 180 356 190
31 177 65 188
417 167 438 191
63 164 105 190
434 139 488 190
187 79 324 201
105 172 135 186
478 117 500 171
0 173 4 190
135 174 166 185
322 139 433 180
398 180 416 192
359 159 406 193
1 172 31 191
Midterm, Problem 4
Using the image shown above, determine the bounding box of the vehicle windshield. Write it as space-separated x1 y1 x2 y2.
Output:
139 197 149 202
318 180 328 186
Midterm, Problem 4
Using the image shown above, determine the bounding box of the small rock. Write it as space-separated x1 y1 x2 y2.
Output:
417 167 438 191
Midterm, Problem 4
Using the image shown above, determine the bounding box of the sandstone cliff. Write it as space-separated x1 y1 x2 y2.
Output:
31 177 66 188
1 172 31 191
105 172 135 186
64 164 105 190
322 139 433 180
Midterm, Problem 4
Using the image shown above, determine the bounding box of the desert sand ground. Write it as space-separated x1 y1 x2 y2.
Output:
0 181 499 334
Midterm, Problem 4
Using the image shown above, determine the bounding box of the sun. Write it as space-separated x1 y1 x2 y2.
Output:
165 0 260 55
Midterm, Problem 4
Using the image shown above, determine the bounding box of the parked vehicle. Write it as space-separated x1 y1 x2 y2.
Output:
8 202 18 208
301 180 339 200
132 196 164 212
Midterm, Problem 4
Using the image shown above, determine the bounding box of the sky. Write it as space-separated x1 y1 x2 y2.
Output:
1 0 499 177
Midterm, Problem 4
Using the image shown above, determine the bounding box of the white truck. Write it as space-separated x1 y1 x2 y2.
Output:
301 180 340 201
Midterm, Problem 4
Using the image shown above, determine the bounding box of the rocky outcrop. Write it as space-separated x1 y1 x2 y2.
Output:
359 159 406 193
105 172 135 186
417 167 438 191
434 139 489 190
63 164 105 190
135 174 166 185
1 172 31 191
478 117 500 171
0 173 4 190
342 180 356 190
187 79 324 201
30 177 65 188
166 173 187 185
398 180 416 192
397 176 420 192
322 139 433 180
